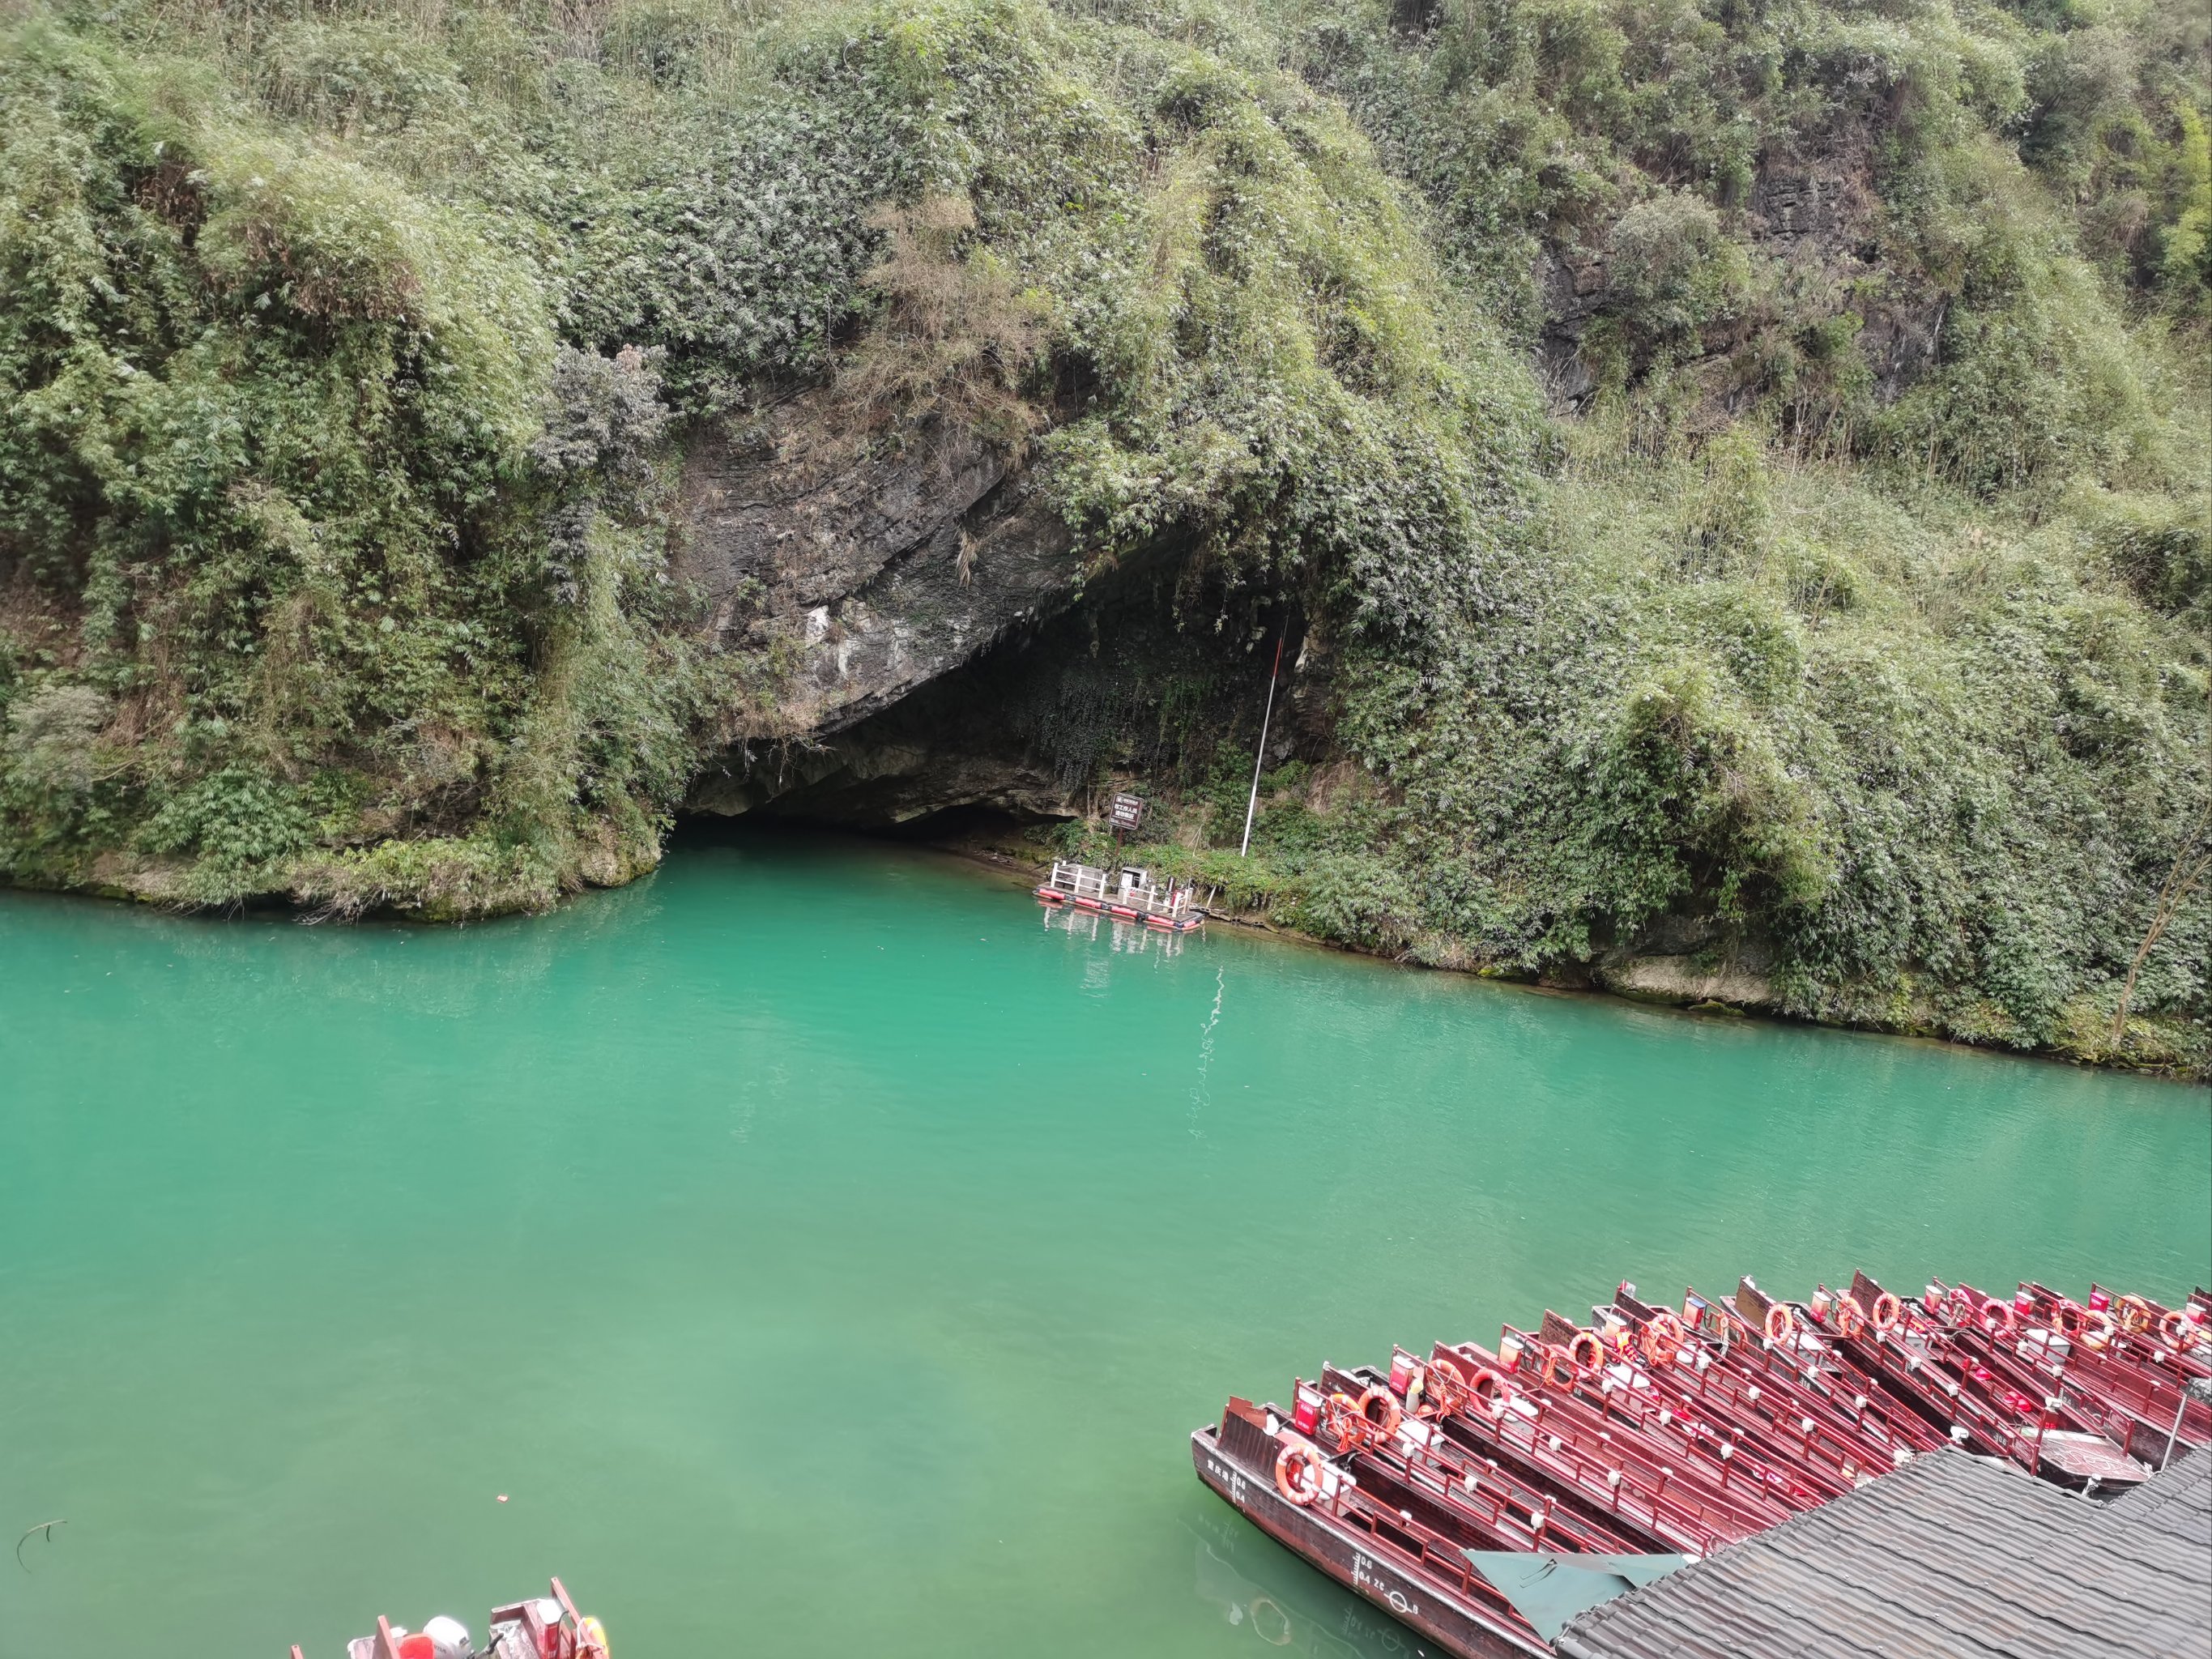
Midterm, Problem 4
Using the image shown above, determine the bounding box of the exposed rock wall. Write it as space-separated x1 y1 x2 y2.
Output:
676 395 1080 791
1536 157 1942 419
683 556 1286 830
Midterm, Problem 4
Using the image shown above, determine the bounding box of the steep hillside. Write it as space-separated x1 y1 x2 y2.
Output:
1 0 2206 1070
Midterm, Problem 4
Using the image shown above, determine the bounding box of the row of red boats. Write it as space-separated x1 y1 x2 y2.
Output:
1191 1272 2211 1657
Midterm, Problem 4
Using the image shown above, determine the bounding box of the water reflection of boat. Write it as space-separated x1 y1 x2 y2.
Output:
1189 1510 1443 1658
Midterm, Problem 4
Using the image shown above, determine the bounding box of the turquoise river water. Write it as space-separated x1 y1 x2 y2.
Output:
2 830 2207 1658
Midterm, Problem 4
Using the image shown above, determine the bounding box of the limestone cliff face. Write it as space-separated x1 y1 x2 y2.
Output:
675 394 1082 817
1536 164 1942 418
670 149 1954 839
675 142 1954 827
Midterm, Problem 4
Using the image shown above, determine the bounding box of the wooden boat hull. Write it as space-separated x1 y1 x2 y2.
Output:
1188 1508 1450 1659
1191 1426 1544 1659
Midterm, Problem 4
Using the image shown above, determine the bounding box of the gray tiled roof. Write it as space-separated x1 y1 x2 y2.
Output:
1553 1448 2212 1659
2110 1440 2212 1552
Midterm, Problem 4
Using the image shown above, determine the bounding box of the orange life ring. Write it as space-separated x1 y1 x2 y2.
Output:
1568 1331 1606 1372
1275 1440 1323 1506
1540 1345 1576 1387
1979 1298 2017 1339
1944 1286 1975 1328
2116 1294 2155 1335
1643 1311 1685 1363
1324 1391 1368 1448
1468 1367 1510 1412
2053 1299 2085 1338
1764 1303 1795 1344
1424 1357 1468 1416
1833 1296 1868 1340
1356 1386 1403 1439
2160 1310 2197 1352
1871 1292 1901 1332
2079 1311 2116 1353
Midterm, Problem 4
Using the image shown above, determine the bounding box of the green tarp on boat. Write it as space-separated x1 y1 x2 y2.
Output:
1460 1552 1692 1641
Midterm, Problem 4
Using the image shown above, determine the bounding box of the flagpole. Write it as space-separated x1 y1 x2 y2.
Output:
1240 633 1285 859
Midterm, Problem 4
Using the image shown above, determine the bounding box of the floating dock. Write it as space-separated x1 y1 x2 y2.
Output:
1195 1274 2212 1657
1035 860 1207 932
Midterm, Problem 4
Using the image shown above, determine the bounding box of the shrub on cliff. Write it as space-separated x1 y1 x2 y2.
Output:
0 19 705 906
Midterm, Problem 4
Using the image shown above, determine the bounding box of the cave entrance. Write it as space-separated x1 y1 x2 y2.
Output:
679 566 1308 855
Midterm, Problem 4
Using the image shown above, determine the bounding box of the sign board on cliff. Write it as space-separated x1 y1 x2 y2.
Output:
1110 792 1146 832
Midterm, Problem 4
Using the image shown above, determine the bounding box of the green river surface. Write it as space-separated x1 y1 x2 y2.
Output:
3 830 2207 1659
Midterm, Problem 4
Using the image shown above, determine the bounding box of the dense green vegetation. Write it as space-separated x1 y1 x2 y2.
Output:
1 0 2205 1067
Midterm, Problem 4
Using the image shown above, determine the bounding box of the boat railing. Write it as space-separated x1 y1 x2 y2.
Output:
1425 1350 1750 1555
1519 1333 1857 1506
1484 1337 1796 1529
1607 1305 1934 1469
1366 1363 1647 1555
1688 1286 1942 1452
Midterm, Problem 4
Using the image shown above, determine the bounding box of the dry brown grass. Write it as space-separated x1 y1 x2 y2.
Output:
802 194 1049 467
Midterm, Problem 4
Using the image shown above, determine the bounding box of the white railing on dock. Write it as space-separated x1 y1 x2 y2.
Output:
1043 861 1206 923
1046 860 1113 902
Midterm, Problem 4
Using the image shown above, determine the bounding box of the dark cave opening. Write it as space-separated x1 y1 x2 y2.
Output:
676 565 1315 844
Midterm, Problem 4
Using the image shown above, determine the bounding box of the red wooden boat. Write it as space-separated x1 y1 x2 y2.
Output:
1417 1345 1762 1554
1193 1397 1557 1657
1489 1322 1847 1512
2082 1282 2212 1378
1318 1354 1734 1557
1995 1282 2212 1465
2018 1281 2212 1389
1538 1303 1900 1500
1550 1301 1896 1489
1290 1371 1648 1557
291 1577 606 1659
1824 1273 2146 1486
1677 1281 1945 1461
1609 1285 1941 1469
